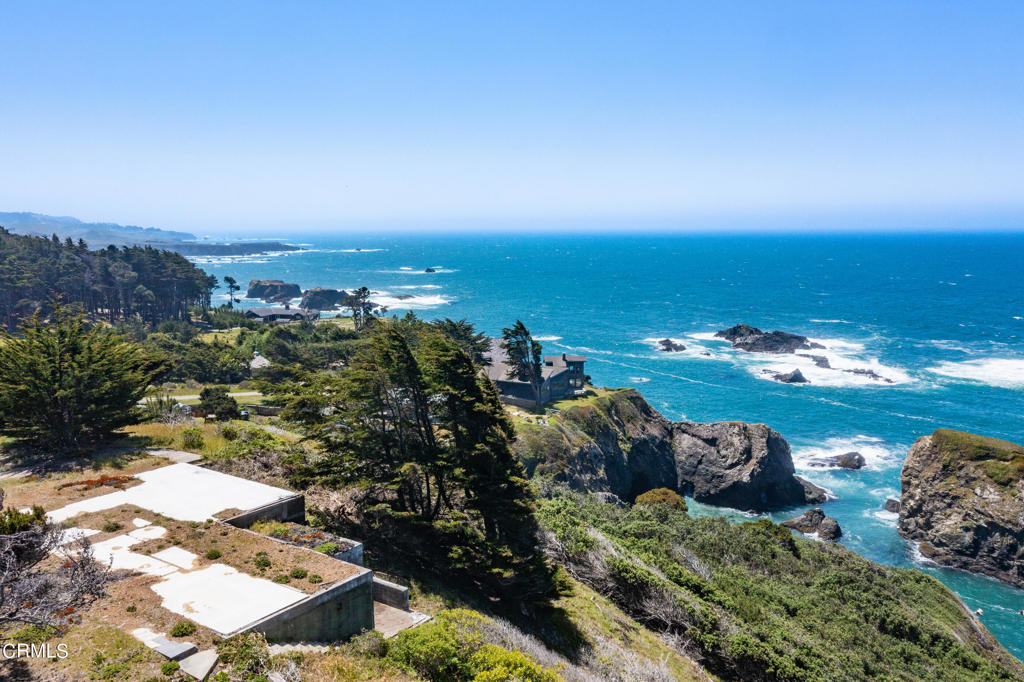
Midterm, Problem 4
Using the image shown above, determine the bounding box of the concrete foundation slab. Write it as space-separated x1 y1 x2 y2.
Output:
154 640 198 660
180 649 218 680
373 602 431 639
90 534 178 577
151 564 307 636
153 546 198 570
48 463 299 523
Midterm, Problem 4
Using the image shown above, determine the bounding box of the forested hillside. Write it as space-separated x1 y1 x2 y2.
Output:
0 227 216 328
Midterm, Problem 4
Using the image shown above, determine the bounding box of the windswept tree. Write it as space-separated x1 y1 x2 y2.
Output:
277 323 553 599
223 276 240 308
431 318 489 365
343 287 387 330
501 320 544 404
0 489 109 631
0 308 166 453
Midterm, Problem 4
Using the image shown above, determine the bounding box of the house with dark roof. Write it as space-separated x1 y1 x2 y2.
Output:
484 338 586 407
243 307 320 323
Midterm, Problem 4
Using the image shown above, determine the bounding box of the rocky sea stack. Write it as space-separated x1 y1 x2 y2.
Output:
247 279 302 303
715 324 824 354
300 287 349 310
898 429 1024 588
514 388 825 511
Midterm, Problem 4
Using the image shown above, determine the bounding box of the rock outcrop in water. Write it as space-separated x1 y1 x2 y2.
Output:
715 324 824 354
782 508 842 540
513 388 825 511
898 429 1024 588
300 287 348 310
247 279 302 303
772 368 809 384
808 451 865 469
657 338 686 352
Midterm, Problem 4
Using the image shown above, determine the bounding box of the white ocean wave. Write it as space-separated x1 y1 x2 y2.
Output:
395 284 442 290
378 267 457 275
369 293 452 309
791 435 901 472
908 541 938 566
534 335 562 342
867 509 899 527
809 319 852 323
628 376 651 383
925 359 1024 389
674 332 910 387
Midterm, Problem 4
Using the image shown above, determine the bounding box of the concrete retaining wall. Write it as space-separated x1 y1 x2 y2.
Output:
372 577 409 610
247 569 374 642
331 542 363 566
222 494 305 527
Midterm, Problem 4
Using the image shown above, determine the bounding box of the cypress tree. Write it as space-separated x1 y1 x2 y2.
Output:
0 307 166 453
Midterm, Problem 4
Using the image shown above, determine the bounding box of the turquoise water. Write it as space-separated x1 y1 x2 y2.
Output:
197 232 1024 657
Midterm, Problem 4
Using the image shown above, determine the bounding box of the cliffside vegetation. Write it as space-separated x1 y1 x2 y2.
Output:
931 429 1024 487
538 489 1023 681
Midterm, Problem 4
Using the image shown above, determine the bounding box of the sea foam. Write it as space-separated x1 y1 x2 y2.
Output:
926 359 1024 389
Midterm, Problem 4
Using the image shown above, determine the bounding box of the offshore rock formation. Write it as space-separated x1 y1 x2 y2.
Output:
514 388 825 511
782 508 842 540
715 324 825 354
808 451 866 469
247 279 302 303
899 429 1024 588
300 287 349 310
657 338 686 352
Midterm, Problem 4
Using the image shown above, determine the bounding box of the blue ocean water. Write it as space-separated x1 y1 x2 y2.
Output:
197 232 1024 657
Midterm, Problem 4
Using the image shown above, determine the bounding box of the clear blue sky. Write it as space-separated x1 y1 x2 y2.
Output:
2 1 1023 233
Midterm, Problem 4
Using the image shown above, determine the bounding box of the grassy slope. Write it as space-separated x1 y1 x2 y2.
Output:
932 428 1024 487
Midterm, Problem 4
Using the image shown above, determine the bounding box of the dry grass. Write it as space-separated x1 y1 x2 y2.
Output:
117 421 230 456
299 651 417 681
0 454 165 511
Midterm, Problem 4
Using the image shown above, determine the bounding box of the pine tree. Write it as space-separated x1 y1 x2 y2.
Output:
0 308 166 453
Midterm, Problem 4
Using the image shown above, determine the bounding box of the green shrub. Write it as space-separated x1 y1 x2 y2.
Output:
219 423 239 441
634 487 688 512
308 574 323 584
253 553 271 570
125 605 136 613
346 629 387 658
471 644 561 681
170 620 197 637
102 520 124 533
289 567 308 579
181 426 204 450
205 549 223 560
272 574 291 583
160 660 179 675
314 541 339 554
386 620 469 681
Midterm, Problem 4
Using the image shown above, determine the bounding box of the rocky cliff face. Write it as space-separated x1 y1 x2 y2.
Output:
899 429 1024 588
300 287 349 310
247 279 302 302
514 388 824 511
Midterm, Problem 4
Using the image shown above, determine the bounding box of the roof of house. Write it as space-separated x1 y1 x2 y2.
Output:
484 338 585 384
244 307 315 318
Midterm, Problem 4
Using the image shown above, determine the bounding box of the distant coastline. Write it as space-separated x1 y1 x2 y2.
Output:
0 210 301 256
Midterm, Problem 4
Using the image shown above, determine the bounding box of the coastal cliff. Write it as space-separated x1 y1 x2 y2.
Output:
513 388 824 511
899 429 1024 588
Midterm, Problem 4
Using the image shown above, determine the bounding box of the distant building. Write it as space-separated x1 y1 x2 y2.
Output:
243 307 319 323
484 338 586 407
